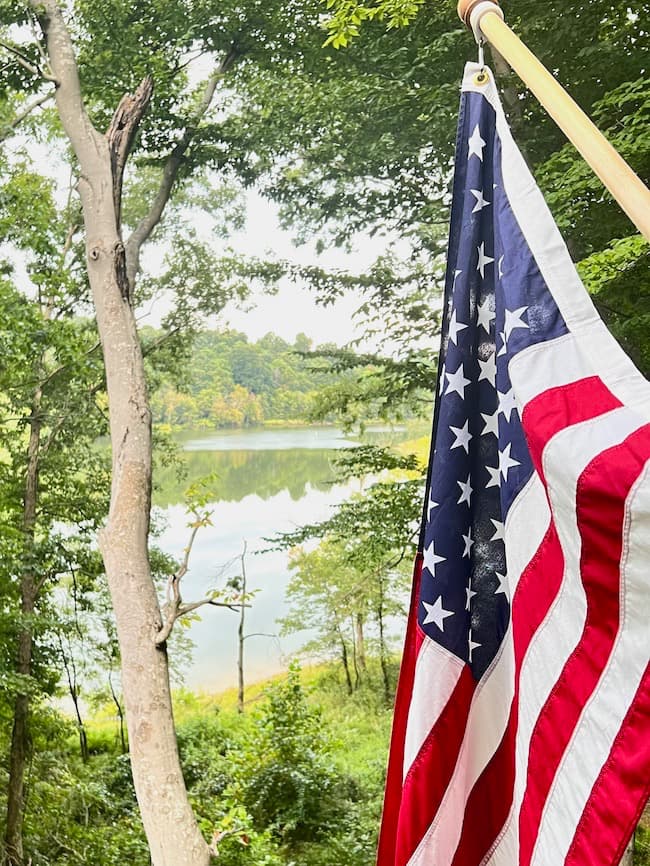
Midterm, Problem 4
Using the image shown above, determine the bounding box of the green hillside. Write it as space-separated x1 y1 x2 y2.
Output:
149 330 343 430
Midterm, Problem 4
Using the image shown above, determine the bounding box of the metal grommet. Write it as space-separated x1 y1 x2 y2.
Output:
474 70 490 85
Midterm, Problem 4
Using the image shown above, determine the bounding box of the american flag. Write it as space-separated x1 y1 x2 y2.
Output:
377 63 650 866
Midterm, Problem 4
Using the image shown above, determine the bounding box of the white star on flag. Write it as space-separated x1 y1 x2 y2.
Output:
486 464 501 489
449 419 472 453
478 350 496 387
467 124 486 161
465 584 477 611
427 494 438 520
498 442 521 481
497 330 507 357
504 306 529 341
498 387 518 422
423 539 445 576
495 572 508 596
445 363 471 399
462 530 474 558
490 519 505 541
448 309 468 345
498 254 505 279
422 596 454 631
469 635 481 661
477 297 495 333
453 269 463 287
481 408 499 438
457 474 472 506
470 189 490 213
476 242 495 279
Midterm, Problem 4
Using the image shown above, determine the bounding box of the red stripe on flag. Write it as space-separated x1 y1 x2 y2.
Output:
512 523 564 669
519 424 650 866
449 701 517 866
394 665 475 866
377 553 424 866
522 377 622 477
565 663 650 866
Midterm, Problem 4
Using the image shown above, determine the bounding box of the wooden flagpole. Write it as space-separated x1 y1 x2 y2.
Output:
457 0 650 243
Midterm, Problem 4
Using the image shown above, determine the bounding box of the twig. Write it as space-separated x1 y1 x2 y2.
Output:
208 826 247 858
38 341 101 390
179 598 247 616
125 42 240 292
0 90 54 142
0 39 56 82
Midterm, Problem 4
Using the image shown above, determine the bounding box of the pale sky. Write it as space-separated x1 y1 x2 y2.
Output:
182 189 393 349
15 125 395 351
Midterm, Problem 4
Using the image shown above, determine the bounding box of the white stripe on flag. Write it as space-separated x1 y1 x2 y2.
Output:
519 407 642 765
503 473 550 596
509 333 598 411
403 637 464 779
531 459 650 865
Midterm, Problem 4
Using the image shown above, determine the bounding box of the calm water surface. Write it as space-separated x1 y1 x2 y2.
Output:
154 426 404 691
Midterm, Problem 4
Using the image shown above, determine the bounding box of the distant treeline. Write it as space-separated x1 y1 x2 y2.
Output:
150 330 341 429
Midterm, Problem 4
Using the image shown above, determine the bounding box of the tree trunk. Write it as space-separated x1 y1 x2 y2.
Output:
350 616 360 690
237 542 247 714
108 669 127 754
376 573 391 705
329 604 353 694
32 6 210 863
92 189 209 866
339 634 353 695
61 644 89 762
5 692 30 866
355 613 367 672
5 390 41 865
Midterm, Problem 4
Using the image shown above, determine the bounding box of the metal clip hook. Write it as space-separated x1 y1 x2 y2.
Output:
474 38 490 85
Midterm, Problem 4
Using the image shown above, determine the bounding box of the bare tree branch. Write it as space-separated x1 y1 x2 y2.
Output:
124 42 240 293
106 76 154 226
156 597 246 647
157 518 206 645
0 90 54 142
141 326 181 357
180 599 246 616
0 38 57 82
38 341 101 390
156 522 250 646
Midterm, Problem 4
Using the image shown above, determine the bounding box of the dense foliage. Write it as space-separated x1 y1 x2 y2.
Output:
0 664 394 866
150 329 350 428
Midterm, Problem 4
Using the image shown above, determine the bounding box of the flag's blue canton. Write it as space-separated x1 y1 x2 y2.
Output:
419 87 569 680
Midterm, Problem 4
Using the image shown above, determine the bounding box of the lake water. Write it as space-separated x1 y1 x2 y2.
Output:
154 426 405 691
